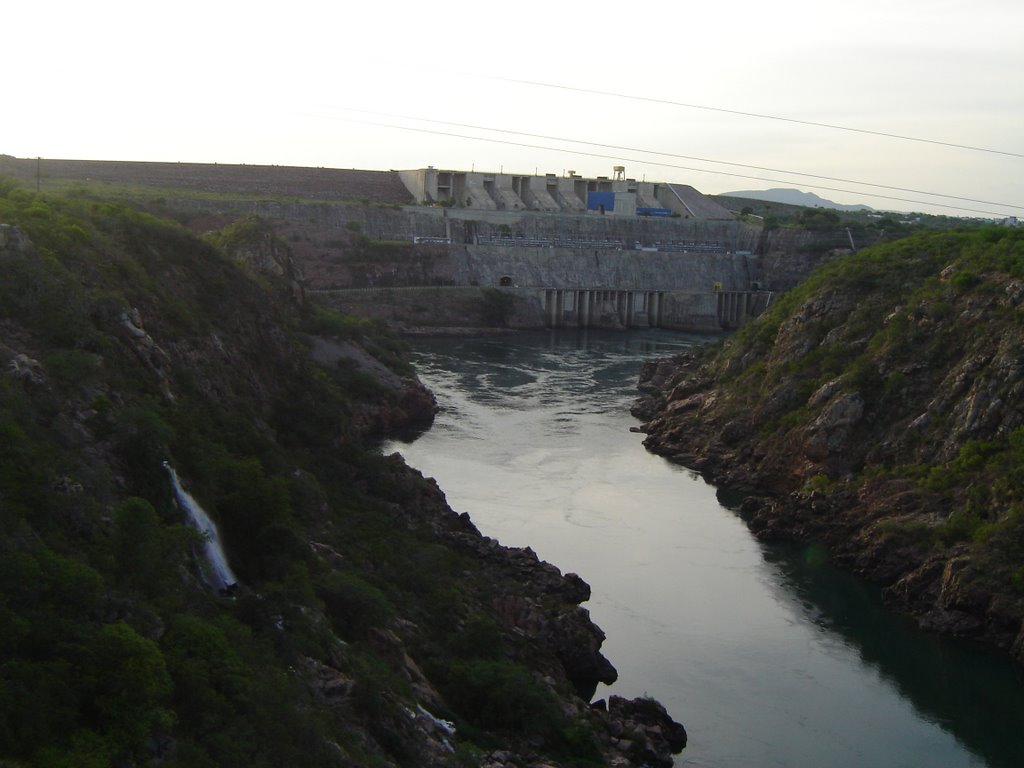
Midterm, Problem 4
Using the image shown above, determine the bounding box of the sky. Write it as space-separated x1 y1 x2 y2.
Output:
4 0 1022 217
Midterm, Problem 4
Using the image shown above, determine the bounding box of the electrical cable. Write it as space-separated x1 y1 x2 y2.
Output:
332 108 1022 212
492 77 1024 159
335 116 1021 217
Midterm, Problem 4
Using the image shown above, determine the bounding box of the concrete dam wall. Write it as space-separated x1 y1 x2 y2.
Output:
538 289 769 333
451 245 759 292
313 285 769 334
149 197 825 333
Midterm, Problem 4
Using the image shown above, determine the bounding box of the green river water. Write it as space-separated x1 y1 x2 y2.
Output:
383 329 1024 768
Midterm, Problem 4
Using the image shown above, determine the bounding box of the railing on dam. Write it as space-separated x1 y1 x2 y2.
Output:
474 235 731 253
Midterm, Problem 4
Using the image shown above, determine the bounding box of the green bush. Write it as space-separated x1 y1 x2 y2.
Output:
87 622 174 754
433 659 562 736
444 614 505 659
317 571 395 639
111 497 190 596
304 306 371 339
43 349 101 384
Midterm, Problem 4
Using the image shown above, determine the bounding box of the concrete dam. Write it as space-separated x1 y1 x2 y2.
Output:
343 191 774 332
0 156 818 333
310 208 774 333
252 168 785 332
166 162 849 333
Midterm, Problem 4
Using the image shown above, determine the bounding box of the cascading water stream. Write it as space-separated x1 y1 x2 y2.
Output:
163 461 238 592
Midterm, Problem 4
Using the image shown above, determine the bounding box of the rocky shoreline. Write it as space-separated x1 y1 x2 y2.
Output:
367 396 689 765
196 208 692 764
632 335 1024 665
1 206 689 767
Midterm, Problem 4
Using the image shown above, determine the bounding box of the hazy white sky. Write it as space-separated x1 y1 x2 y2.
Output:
5 0 1022 216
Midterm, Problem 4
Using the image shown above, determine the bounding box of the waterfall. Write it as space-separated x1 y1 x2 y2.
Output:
162 461 238 592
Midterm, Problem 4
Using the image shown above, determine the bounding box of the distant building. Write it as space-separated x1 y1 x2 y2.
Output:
398 167 734 221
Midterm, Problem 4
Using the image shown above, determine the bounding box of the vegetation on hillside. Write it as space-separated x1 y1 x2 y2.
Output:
717 193 991 238
0 181 636 767
639 227 1024 651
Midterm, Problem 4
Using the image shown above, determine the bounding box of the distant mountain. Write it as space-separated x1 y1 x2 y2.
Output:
722 187 873 212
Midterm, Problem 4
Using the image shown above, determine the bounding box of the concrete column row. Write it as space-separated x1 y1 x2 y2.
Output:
542 289 664 329
716 291 757 328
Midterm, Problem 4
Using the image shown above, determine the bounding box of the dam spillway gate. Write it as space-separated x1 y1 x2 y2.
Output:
540 288 771 330
542 289 663 329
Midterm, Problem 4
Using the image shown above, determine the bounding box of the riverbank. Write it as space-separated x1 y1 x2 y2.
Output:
634 350 1024 657
0 199 687 767
384 329 1024 768
631 229 1024 666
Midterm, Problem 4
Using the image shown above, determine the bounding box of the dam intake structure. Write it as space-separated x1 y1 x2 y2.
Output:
304 203 777 333
0 156 843 334
540 287 772 331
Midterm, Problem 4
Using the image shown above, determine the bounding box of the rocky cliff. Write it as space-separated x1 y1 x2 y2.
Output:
633 228 1024 662
0 186 684 766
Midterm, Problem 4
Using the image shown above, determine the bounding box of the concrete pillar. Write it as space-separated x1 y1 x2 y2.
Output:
651 292 663 328
625 291 635 328
579 290 591 328
545 289 557 328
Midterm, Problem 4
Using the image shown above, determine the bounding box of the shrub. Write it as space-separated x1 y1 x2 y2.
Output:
43 349 101 385
434 659 562 736
444 614 505 659
317 571 395 639
88 622 174 754
304 306 370 339
950 269 981 291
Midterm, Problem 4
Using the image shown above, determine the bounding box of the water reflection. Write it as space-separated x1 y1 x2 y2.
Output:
388 329 1023 768
762 541 1024 768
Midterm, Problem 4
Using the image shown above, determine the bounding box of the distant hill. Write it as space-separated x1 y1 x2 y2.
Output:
722 187 873 212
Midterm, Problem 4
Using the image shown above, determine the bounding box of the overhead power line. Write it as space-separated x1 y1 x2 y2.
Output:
335 108 1022 212
339 117 1018 216
493 77 1024 160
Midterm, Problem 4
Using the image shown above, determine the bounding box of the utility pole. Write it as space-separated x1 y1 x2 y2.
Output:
36 157 41 193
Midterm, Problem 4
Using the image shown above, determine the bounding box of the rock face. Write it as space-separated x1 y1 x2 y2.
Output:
634 229 1024 662
309 336 438 434
210 214 305 301
596 696 688 768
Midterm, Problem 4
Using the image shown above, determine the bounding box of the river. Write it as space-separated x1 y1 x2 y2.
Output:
382 329 1024 768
